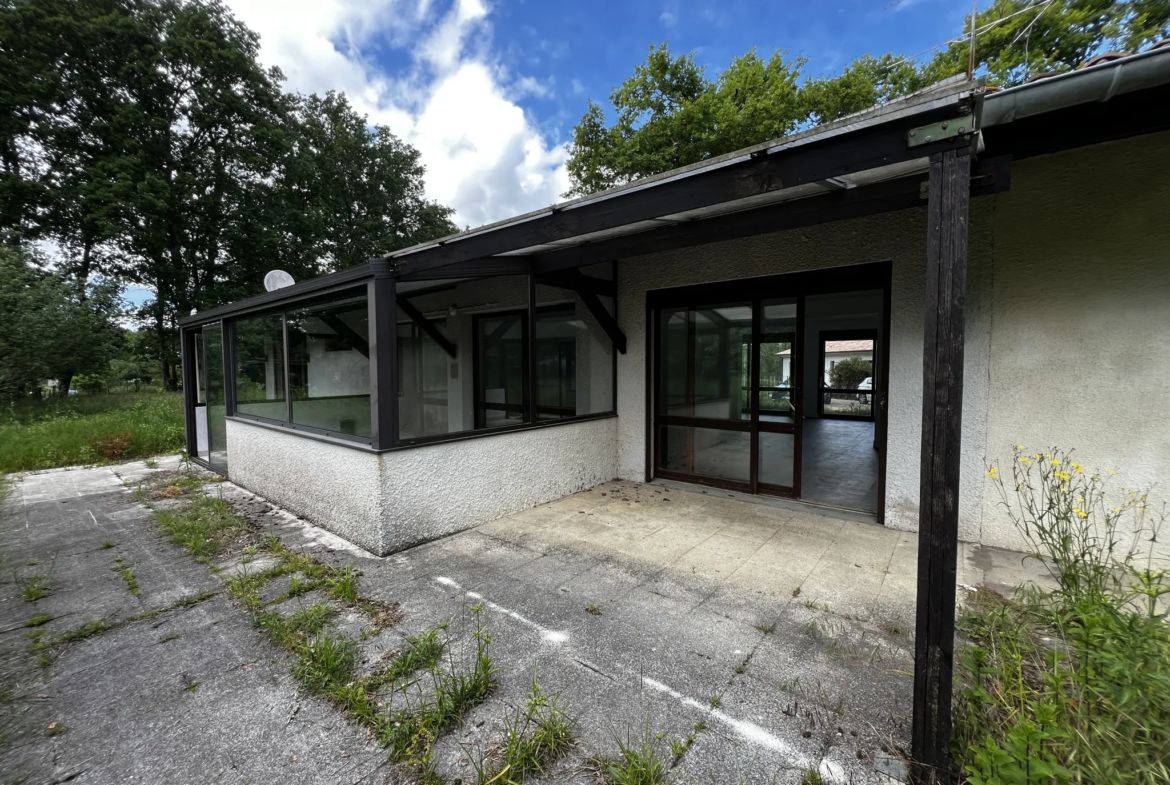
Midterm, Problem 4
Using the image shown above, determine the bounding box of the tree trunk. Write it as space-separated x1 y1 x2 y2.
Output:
59 372 74 396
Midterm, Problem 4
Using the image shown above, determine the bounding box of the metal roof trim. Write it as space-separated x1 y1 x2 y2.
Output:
983 45 1170 127
382 75 978 262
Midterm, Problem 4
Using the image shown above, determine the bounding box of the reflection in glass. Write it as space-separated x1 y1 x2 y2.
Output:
659 303 753 420
286 296 371 438
534 280 615 420
398 318 451 439
760 299 797 424
203 323 228 469
234 313 287 421
476 312 526 428
659 426 750 483
759 432 795 488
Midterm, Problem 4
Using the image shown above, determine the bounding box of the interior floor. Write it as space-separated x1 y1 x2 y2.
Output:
800 418 878 512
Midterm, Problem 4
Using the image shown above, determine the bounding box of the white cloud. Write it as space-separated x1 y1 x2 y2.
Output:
224 0 569 230
659 5 678 28
571 78 585 95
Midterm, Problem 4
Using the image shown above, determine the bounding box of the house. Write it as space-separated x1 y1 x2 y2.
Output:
181 46 1170 559
179 46 1170 766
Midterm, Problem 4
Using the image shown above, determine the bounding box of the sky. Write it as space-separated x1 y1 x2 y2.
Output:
124 0 979 308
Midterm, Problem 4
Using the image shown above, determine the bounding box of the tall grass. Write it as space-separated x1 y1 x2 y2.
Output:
0 391 183 473
952 447 1170 785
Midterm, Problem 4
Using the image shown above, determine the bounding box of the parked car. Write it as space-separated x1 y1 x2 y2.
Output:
858 377 872 404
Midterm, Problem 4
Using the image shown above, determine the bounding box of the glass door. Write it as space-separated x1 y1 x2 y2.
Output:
654 296 801 497
203 323 228 472
756 299 799 495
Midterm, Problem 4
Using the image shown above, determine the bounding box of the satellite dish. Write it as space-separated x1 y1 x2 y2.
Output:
264 270 296 292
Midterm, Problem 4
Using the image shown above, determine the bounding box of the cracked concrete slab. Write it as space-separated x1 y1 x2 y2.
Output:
1 462 1046 785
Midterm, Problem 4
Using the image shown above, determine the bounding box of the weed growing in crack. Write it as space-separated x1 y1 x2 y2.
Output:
159 633 181 643
46 722 68 737
154 493 247 563
472 667 573 784
585 604 602 616
669 733 695 765
99 541 115 550
25 612 52 627
326 565 361 604
292 632 358 693
19 573 51 602
599 723 668 785
382 608 496 771
113 558 141 597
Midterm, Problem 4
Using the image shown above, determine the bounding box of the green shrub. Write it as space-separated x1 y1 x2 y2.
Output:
953 447 1170 784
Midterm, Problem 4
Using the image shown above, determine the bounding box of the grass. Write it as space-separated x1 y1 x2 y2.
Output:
19 574 51 602
0 391 183 473
951 447 1170 784
585 604 602 616
599 725 669 785
474 670 574 784
113 558 140 597
25 612 53 627
155 493 249 563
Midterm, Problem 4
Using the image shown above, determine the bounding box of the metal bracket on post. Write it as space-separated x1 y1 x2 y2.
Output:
907 117 976 148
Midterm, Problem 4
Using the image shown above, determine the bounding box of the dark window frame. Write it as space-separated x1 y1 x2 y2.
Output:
181 269 620 461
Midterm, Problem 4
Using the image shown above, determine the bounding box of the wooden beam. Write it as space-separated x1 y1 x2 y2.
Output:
396 296 457 359
561 268 627 354
911 147 970 782
390 106 976 278
534 270 616 299
530 157 1008 275
318 313 370 358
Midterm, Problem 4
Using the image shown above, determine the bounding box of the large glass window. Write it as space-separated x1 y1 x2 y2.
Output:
534 267 615 420
287 295 371 438
475 311 527 429
398 319 451 439
234 313 287 421
659 302 753 420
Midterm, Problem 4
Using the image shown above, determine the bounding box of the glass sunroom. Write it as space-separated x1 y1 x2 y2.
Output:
179 261 619 554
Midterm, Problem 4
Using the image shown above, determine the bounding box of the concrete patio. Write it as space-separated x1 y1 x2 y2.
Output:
0 460 1049 785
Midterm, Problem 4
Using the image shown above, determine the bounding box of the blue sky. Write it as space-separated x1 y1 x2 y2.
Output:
122 0 980 309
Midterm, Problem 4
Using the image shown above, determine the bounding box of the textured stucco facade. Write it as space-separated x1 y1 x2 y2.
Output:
220 130 1169 560
225 416 618 555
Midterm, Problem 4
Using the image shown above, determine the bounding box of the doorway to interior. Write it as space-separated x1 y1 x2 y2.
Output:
649 264 890 519
184 322 228 473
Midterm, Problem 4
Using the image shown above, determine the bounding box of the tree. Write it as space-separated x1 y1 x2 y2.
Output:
0 246 124 397
829 357 872 392
565 2 1170 197
1 0 456 391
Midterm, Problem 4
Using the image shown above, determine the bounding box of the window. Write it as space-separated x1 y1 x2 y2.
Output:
232 292 371 440
398 319 452 439
475 311 527 428
234 313 286 421
534 268 615 420
287 295 371 437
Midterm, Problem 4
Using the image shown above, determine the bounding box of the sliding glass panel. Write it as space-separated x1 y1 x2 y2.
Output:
203 323 228 470
659 425 750 483
193 331 208 461
760 299 797 424
534 275 615 420
476 312 526 429
758 432 794 488
398 318 452 440
234 313 287 421
286 294 371 438
659 307 690 416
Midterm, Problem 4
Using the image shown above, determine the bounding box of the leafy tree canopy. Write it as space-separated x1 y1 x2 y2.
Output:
566 0 1170 196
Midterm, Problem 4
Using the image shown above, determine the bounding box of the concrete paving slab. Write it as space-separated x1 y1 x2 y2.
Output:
2 465 1046 785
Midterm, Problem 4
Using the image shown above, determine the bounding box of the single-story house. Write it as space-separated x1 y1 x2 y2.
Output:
179 45 1170 766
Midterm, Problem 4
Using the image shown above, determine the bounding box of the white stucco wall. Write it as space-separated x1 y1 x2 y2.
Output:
977 130 1170 556
225 416 618 555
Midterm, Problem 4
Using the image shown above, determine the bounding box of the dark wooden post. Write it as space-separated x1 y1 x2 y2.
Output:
912 146 971 781
369 268 398 450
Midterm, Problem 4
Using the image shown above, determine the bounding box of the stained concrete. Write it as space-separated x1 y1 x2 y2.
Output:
1 461 1049 785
